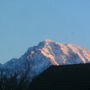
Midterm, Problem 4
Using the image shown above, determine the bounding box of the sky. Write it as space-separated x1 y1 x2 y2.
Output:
0 0 90 63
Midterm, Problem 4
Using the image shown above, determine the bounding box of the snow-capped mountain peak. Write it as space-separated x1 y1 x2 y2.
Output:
1 40 90 80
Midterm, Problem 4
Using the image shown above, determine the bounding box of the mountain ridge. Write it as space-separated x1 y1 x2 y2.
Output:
30 63 90 90
0 40 90 81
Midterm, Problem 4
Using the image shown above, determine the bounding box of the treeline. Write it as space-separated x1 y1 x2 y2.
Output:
0 69 31 90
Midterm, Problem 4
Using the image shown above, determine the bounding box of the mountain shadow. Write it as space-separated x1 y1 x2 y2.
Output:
0 63 90 90
30 63 90 90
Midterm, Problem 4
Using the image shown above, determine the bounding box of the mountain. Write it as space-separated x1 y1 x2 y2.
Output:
1 40 90 80
30 63 90 90
0 63 2 69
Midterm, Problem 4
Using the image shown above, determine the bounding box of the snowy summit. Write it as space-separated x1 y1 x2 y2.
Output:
1 40 90 80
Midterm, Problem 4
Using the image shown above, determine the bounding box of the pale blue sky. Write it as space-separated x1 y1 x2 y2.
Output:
0 0 90 63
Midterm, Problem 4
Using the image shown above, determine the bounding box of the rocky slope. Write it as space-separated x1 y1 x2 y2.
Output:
1 40 90 80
